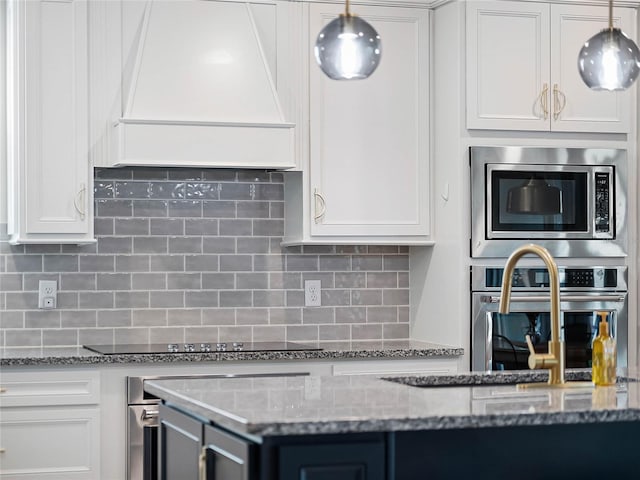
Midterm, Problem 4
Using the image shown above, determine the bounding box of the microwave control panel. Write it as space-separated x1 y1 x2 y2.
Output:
594 172 611 233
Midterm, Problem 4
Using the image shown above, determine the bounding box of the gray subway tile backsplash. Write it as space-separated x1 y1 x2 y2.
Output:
6 255 43 272
96 273 131 291
0 311 25 329
0 168 410 347
25 310 62 329
63 273 98 291
133 237 168 254
98 309 132 327
268 308 301 325
43 329 79 346
0 273 23 291
253 290 285 307
202 308 236 326
80 255 115 272
219 290 252 308
116 217 151 236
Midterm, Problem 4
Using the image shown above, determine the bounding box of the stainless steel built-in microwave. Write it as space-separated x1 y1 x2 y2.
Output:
470 147 628 258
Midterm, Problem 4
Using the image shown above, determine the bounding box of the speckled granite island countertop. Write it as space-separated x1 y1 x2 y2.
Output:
144 370 640 437
0 341 463 366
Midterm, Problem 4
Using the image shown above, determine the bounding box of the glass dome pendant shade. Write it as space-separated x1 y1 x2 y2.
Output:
577 0 640 91
314 0 381 80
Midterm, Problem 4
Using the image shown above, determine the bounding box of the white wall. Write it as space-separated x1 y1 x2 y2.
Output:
1 0 7 226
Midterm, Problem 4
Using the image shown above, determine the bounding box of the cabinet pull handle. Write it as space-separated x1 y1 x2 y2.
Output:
553 84 566 120
0 387 6 393
73 184 86 220
198 446 207 480
313 189 326 224
540 83 549 120
0 448 5 454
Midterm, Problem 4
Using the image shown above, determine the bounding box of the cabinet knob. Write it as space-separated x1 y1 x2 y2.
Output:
0 387 6 393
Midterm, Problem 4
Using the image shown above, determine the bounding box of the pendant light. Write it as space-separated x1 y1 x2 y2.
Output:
314 0 381 80
577 0 640 91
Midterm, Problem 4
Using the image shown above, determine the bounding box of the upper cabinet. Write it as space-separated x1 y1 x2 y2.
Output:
6 0 94 244
466 1 634 133
91 0 297 169
283 2 432 245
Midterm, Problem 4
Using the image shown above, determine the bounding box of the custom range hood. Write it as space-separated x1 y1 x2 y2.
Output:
113 0 295 169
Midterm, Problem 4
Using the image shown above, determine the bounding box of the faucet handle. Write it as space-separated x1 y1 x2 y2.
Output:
525 335 558 370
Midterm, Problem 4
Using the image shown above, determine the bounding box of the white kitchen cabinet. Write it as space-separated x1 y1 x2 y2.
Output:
0 369 101 479
5 0 94 244
466 1 634 133
283 2 432 245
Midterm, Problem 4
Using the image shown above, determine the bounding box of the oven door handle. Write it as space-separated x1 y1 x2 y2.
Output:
141 408 159 421
483 294 626 304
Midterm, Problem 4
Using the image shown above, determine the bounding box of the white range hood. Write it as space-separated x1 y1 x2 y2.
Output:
114 0 295 169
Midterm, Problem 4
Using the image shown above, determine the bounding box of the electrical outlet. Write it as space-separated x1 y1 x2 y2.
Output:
304 280 322 307
38 280 57 309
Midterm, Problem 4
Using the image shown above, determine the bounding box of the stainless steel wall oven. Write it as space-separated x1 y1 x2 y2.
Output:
471 265 628 372
470 146 628 258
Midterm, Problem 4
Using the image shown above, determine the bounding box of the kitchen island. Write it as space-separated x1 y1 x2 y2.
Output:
145 371 640 480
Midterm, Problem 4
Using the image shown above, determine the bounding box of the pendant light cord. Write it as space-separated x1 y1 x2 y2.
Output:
608 0 613 30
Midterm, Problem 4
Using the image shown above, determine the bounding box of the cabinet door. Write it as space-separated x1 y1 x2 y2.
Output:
6 0 93 244
159 404 203 480
550 4 632 133
466 1 551 131
279 441 385 480
203 424 256 480
309 4 429 238
0 407 100 480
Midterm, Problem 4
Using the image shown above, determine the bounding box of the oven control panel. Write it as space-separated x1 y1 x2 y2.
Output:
482 267 619 289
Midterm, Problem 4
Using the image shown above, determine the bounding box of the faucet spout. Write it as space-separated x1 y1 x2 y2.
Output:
498 244 565 385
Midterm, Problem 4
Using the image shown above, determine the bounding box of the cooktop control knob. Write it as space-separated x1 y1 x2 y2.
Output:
233 342 244 351
216 343 227 351
184 343 195 353
167 343 179 353
200 343 212 352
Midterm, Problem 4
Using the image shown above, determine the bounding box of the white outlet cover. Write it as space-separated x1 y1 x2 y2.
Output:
38 280 57 309
304 280 322 307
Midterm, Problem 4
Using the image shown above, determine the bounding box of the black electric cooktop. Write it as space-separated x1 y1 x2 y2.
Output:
83 341 322 355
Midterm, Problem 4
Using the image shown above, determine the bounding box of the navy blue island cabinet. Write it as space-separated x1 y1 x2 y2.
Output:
158 403 640 480
158 403 385 480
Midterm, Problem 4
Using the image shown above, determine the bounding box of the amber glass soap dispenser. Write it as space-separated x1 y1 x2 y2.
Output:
592 311 617 386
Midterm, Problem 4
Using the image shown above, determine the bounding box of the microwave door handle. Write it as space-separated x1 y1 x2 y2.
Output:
484 294 625 303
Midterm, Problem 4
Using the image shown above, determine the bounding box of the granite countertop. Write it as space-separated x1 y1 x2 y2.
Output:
144 370 640 437
0 341 464 366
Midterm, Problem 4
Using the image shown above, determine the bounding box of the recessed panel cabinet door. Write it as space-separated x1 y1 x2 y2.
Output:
309 4 429 237
466 1 551 130
550 4 632 133
6 0 93 243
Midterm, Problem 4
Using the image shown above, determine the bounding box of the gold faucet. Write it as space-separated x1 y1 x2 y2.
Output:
498 244 566 386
